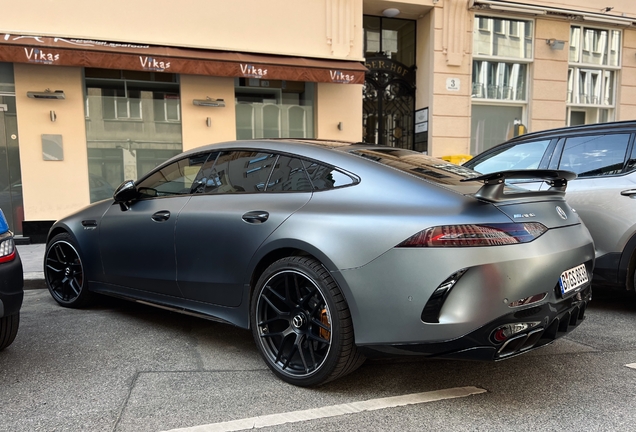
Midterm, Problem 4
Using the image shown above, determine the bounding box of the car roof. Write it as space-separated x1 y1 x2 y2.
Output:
503 120 636 145
181 139 374 155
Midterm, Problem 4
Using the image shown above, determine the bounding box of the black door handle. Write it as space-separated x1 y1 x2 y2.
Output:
242 211 269 224
151 210 171 222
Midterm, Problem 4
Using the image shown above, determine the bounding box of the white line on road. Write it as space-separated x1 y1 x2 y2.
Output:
162 386 487 432
626 363 636 370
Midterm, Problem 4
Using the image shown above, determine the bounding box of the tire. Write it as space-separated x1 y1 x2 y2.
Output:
251 256 365 386
0 313 19 350
44 233 93 308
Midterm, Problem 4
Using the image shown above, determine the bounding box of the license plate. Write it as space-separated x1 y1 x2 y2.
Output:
559 264 589 296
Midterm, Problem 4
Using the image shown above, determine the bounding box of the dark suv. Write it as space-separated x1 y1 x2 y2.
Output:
464 121 636 292
0 209 23 350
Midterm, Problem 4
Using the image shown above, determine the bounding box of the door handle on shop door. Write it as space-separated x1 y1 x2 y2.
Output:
151 211 171 222
242 211 269 224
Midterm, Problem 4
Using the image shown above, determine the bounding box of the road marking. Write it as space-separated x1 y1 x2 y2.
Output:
163 386 487 432
626 363 636 370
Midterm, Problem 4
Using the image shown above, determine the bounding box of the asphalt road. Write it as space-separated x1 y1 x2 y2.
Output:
2 288 636 432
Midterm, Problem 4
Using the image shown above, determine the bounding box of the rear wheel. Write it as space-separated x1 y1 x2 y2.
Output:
0 313 19 350
45 233 93 308
251 256 364 386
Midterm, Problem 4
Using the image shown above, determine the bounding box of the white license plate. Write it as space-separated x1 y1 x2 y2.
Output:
559 264 589 295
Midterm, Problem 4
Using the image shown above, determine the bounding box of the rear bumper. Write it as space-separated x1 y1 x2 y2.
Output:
359 285 591 360
0 253 24 317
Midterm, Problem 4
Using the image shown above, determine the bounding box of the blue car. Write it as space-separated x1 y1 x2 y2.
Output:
0 209 23 350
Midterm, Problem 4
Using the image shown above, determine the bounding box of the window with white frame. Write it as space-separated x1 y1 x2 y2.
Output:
471 16 533 154
567 25 621 125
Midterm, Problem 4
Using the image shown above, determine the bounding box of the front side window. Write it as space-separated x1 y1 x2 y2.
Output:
471 16 532 154
557 134 630 177
137 153 210 197
567 26 621 125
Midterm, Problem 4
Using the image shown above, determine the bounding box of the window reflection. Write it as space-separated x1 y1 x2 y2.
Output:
567 25 620 124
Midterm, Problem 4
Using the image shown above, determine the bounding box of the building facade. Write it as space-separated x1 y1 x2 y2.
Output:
0 0 635 239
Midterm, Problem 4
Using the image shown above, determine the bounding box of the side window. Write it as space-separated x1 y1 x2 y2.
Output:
137 153 211 197
470 140 551 174
204 151 276 194
305 161 356 190
266 155 313 192
558 134 630 177
626 138 636 173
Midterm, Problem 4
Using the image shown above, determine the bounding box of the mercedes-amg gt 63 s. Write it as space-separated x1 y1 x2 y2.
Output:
44 140 594 386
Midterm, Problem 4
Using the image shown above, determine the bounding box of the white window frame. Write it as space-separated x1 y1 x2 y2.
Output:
567 25 621 125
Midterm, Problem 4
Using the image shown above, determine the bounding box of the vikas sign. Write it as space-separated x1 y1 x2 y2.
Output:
24 48 60 64
240 64 268 79
329 70 356 84
139 56 171 72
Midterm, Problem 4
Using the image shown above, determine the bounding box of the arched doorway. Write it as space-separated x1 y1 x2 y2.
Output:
363 56 416 150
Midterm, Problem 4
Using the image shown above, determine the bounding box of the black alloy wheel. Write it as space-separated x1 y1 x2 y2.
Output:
45 233 92 308
251 256 364 386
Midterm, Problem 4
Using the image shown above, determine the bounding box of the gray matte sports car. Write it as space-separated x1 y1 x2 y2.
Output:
44 140 594 386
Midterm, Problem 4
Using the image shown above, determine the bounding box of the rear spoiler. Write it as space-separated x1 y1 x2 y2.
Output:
460 169 577 202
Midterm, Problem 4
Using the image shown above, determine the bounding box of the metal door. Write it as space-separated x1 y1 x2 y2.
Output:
362 57 416 150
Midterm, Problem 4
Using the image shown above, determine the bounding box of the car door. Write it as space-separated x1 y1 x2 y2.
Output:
99 152 212 297
542 132 636 259
175 151 313 307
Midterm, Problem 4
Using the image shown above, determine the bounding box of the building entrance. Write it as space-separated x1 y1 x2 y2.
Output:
0 96 22 235
362 56 416 150
362 16 417 150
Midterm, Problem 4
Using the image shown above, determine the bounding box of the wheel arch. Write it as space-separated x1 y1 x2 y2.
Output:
619 231 636 290
246 239 359 334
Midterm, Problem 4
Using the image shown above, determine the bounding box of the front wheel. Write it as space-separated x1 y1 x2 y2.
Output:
251 256 364 386
44 233 93 308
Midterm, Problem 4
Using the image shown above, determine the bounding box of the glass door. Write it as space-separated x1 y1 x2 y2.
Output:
0 95 23 235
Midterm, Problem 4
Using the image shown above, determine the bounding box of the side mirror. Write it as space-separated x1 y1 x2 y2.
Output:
113 180 138 210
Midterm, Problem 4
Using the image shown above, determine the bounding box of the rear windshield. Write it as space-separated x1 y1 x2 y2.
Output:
350 148 479 185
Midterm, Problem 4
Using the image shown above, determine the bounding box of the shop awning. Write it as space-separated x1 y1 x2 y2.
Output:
0 34 366 84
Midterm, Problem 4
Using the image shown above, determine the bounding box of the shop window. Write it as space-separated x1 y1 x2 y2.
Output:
567 25 620 125
235 79 315 139
84 68 182 202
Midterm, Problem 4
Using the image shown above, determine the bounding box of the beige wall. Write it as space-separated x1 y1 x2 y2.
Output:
14 64 89 221
530 18 570 131
180 75 237 151
619 29 636 120
2 0 364 61
316 83 363 141
428 2 472 157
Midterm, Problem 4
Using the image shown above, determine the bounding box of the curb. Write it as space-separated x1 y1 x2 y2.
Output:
24 272 46 290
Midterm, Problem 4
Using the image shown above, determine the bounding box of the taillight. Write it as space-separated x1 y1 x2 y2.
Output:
0 237 16 263
398 223 547 247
